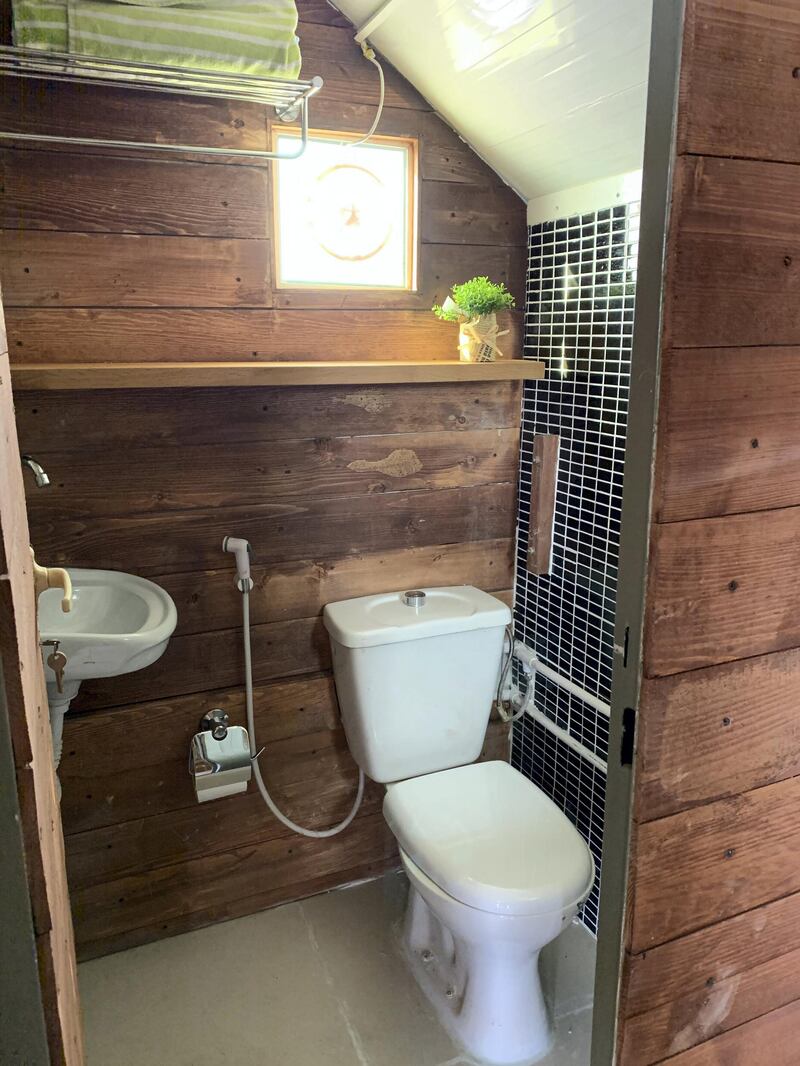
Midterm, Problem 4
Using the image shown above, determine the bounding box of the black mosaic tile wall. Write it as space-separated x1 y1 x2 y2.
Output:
511 201 639 934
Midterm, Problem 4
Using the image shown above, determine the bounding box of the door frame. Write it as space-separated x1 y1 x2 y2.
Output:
590 1 686 1062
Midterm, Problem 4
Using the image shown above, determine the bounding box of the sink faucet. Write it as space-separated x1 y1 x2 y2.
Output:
21 455 50 488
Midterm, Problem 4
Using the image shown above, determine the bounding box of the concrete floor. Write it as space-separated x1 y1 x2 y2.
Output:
79 872 595 1066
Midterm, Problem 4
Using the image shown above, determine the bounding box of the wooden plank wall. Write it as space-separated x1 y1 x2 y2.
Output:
0 1 523 363
617 2 800 1061
1 1 525 958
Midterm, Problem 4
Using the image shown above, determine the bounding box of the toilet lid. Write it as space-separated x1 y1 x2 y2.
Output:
383 761 594 917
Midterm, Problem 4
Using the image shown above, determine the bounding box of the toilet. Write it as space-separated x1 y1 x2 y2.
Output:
323 586 595 1066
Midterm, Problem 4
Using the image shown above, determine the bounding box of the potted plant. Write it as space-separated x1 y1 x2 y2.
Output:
433 276 516 363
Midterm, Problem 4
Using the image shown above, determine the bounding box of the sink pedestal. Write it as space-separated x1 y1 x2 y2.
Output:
46 680 81 770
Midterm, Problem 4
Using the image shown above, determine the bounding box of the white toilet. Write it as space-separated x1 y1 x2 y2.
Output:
323 586 595 1066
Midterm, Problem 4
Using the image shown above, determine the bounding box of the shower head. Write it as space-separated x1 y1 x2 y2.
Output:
222 536 253 591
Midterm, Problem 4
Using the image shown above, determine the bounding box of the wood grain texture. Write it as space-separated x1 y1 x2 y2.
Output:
678 0 800 164
625 889 800 1019
668 156 800 349
644 506 800 676
620 942 800 1063
636 650 800 822
526 434 559 574
29 481 515 575
630 775 800 952
24 429 518 516
0 231 271 308
655 347 800 522
13 381 520 449
421 181 526 246
5 308 471 362
662 997 800 1066
0 148 271 236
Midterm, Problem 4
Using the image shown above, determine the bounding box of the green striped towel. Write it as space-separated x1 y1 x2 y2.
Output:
12 0 302 79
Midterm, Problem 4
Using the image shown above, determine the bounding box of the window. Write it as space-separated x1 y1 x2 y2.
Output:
272 129 417 290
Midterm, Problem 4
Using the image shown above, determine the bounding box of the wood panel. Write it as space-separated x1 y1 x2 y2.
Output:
645 506 800 676
30 481 515 575
630 775 800 951
14 381 519 449
668 156 800 349
6 0 525 961
662 998 800 1066
0 148 270 236
421 181 526 246
625 889 800 1018
5 307 476 362
617 0 800 1057
655 346 800 522
636 649 800 822
678 0 800 163
0 231 271 308
23 428 519 516
621 943 800 1063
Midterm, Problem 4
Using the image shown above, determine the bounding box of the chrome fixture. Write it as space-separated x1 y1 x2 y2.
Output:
403 590 426 609
190 708 252 803
200 708 230 742
21 454 50 487
0 47 323 160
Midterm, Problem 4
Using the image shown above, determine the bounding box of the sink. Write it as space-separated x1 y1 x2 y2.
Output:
39 568 177 681
38 569 177 778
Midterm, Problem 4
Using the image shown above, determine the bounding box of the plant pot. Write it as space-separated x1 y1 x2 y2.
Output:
458 313 508 363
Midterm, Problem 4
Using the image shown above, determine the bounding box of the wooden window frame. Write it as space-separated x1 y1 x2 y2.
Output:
270 127 419 293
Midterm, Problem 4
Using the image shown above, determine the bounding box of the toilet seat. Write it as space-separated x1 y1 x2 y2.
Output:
384 761 594 917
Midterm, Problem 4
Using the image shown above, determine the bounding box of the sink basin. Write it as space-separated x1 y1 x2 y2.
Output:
39 568 177 682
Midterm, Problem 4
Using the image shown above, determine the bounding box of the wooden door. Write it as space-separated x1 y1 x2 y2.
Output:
0 286 84 1063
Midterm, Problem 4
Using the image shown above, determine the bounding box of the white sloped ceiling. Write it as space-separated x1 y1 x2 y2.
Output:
330 0 652 201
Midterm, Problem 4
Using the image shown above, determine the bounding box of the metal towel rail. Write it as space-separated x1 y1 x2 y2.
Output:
0 45 323 159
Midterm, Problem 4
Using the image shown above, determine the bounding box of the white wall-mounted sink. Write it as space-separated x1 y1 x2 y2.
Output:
39 568 177 682
38 568 177 779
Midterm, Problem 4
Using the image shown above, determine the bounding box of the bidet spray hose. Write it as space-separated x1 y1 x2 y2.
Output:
241 587 365 838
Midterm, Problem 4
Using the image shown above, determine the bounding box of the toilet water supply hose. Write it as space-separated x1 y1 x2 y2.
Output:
241 585 365 839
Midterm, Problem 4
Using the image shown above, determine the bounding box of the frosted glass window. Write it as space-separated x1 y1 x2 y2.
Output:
273 130 416 290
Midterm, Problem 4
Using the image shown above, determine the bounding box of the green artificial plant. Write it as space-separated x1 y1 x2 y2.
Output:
433 276 516 321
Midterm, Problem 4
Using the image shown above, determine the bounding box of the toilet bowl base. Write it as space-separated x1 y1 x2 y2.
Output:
402 880 558 1066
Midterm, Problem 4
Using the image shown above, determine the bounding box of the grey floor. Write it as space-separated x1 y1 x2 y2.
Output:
79 871 594 1066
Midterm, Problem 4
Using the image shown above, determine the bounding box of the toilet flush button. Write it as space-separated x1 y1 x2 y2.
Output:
403 590 426 610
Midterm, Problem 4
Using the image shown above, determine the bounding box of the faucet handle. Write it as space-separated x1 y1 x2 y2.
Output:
30 548 73 613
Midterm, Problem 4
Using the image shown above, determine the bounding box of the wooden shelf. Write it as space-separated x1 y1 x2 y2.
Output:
10 360 546 390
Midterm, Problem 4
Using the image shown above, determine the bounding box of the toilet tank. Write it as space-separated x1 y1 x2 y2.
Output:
323 586 511 783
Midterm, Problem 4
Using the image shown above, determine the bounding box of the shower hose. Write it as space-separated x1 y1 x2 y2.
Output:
240 586 365 838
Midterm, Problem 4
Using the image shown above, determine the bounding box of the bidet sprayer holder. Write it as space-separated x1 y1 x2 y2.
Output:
222 536 254 591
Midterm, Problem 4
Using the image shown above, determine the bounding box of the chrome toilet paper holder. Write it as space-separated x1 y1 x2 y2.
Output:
189 709 252 803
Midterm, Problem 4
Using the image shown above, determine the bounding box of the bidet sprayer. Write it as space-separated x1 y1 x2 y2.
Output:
222 536 254 591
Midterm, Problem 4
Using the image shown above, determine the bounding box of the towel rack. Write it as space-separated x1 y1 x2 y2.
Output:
0 45 323 159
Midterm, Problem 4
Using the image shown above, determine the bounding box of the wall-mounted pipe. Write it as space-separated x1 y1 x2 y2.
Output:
513 640 611 717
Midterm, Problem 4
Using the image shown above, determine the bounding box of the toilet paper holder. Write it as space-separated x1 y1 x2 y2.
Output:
189 709 252 803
